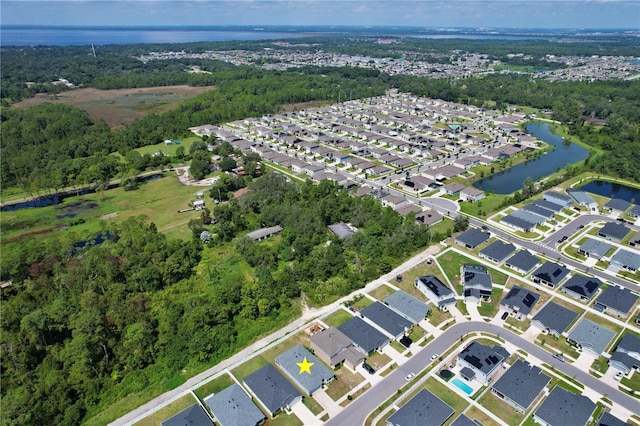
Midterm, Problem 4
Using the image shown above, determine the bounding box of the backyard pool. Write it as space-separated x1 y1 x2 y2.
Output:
451 377 473 395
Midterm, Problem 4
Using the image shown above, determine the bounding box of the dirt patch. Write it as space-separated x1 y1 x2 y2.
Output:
279 100 328 113
12 85 215 128
99 212 119 220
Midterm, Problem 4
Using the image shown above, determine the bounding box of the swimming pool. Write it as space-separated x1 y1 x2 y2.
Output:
451 377 473 395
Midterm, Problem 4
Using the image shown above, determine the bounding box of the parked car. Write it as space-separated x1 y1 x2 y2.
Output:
614 371 624 381
400 335 413 348
552 353 565 362
501 311 509 320
405 373 415 382
430 354 438 362
363 362 376 375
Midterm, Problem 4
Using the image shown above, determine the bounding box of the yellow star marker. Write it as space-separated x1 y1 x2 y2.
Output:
297 357 314 375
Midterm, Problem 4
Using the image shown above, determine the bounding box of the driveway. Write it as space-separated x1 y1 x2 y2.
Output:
290 399 319 426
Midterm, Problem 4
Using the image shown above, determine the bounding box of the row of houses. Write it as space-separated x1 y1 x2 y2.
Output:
500 191 571 233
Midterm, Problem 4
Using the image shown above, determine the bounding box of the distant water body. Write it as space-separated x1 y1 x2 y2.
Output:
0 27 304 46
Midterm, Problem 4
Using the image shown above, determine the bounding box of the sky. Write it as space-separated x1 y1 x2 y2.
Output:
2 0 639 30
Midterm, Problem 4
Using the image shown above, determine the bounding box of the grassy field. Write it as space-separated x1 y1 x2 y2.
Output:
478 391 525 425
193 373 235 400
322 309 355 328
132 394 197 426
325 367 365 401
134 137 200 157
368 284 396 301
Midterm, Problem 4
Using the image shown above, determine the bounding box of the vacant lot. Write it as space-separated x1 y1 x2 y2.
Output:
12 85 215 128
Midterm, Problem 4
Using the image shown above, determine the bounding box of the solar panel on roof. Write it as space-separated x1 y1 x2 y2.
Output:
552 268 562 277
585 280 599 292
523 294 535 307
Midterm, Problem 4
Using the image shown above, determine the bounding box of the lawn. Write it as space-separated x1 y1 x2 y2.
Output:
621 371 640 392
464 406 499 426
478 288 503 318
322 309 354 328
535 335 580 360
423 377 469 414
477 391 525 426
428 308 453 327
505 316 531 334
351 296 374 311
269 412 303 426
368 284 396 301
367 352 392 371
391 261 442 301
325 367 365 401
193 373 235 400
134 137 199 157
132 394 197 426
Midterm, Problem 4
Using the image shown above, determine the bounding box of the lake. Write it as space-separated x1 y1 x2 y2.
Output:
473 122 589 194
579 180 640 203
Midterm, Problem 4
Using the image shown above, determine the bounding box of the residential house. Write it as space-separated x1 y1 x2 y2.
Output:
460 187 485 203
456 341 510 385
596 412 630 426
604 199 631 216
630 231 640 248
246 225 283 242
416 210 444 226
594 286 638 317
531 199 565 213
598 222 630 242
205 384 266 426
491 359 551 413
454 228 491 249
578 239 613 259
479 240 516 264
533 387 596 426
386 389 455 426
360 301 414 340
328 222 357 240
567 318 615 357
500 285 540 320
243 364 302 417
505 250 540 275
442 182 465 196
310 327 364 371
414 275 456 310
561 275 602 301
567 189 598 211
395 203 422 217
451 414 479 426
610 249 640 273
380 194 407 210
609 333 640 375
510 209 547 225
500 214 536 232
462 264 493 304
384 290 432 324
274 344 335 396
338 317 389 355
543 191 573 209
531 262 570 288
522 203 555 221
532 301 579 337
162 404 214 426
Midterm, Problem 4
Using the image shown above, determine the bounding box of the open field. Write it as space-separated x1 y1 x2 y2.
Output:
11 85 216 128
132 394 197 426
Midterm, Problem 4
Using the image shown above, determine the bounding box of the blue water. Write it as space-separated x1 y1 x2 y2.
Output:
0 27 302 46
579 180 640 203
474 122 589 194
451 377 473 395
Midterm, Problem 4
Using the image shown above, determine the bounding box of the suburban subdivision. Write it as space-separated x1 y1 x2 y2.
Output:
118 93 640 426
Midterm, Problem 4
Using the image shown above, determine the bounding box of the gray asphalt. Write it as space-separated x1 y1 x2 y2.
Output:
326 321 639 426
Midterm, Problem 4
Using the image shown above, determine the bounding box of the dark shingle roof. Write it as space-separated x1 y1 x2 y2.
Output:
492 359 550 411
205 384 265 426
455 228 490 248
328 222 356 239
387 389 455 426
243 364 301 415
338 316 388 354
480 240 516 262
384 290 431 323
463 264 492 291
506 250 540 273
275 344 334 396
360 301 414 337
599 222 630 241
500 214 537 231
544 191 573 206
532 262 569 286
162 404 214 426
522 203 555 219
605 198 631 212
500 285 540 316
578 239 613 258
532 301 579 335
451 414 481 426
596 286 638 315
597 412 630 426
532 199 564 213
415 275 454 298
562 274 602 299
458 341 510 376
534 387 596 426
567 318 616 356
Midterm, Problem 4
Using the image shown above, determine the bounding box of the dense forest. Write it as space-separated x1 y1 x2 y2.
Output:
0 173 436 425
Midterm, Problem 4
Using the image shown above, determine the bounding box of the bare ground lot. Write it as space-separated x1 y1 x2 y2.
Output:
12 85 216 128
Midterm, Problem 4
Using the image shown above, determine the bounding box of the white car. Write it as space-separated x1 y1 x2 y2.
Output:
430 354 438 362
614 371 624 381
405 373 415 381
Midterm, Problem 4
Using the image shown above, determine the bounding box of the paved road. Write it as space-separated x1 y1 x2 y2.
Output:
326 321 639 426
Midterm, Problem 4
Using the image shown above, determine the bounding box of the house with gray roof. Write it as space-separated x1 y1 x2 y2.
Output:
500 285 540 320
629 205 640 219
310 327 364 371
578 239 613 259
505 250 540 274
522 203 555 220
595 286 638 317
630 231 640 248
511 208 547 225
460 187 485 203
456 341 510 385
608 333 640 374
479 240 516 264
543 191 573 209
386 389 455 426
598 222 630 242
462 264 492 304
604 198 631 216
205 383 266 426
532 199 564 213
561 274 602 301
416 209 443 226
567 318 616 357
532 301 579 337
246 225 283 242
597 412 630 426
533 386 596 426
275 344 334 396
360 301 414 340
531 262 570 288
338 316 389 355
454 228 490 249
568 189 598 211
500 214 536 232
243 363 302 417
610 249 640 272
384 290 431 324
451 414 480 426
162 404 214 426
414 275 456 310
491 359 551 412
327 222 357 239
